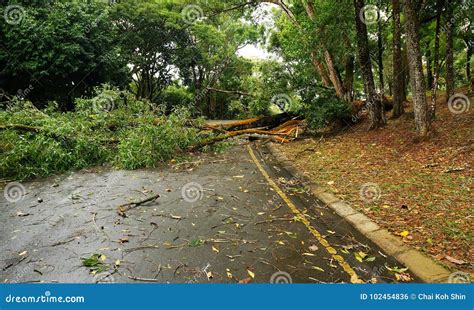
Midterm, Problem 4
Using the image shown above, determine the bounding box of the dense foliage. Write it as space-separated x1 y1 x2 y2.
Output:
0 87 204 180
1 0 472 179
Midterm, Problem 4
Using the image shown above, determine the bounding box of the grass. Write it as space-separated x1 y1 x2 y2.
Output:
275 88 473 270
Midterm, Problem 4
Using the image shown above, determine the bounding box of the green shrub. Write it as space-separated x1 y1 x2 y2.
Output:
302 89 351 129
114 112 201 169
159 85 194 113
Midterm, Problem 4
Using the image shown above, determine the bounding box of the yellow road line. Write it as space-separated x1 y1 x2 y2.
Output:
247 145 361 283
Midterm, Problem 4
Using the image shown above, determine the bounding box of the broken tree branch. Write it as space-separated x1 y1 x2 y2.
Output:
117 193 160 217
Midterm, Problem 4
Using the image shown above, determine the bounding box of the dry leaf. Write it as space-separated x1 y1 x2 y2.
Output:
226 269 233 279
445 255 466 265
238 277 253 284
247 269 255 278
308 245 318 252
312 266 325 272
212 246 220 253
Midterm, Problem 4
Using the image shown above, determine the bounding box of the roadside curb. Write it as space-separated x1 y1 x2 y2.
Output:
265 142 452 283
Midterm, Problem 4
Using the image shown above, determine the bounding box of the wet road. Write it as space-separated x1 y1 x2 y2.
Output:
0 143 413 283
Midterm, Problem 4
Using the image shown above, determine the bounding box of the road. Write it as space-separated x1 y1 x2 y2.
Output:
0 142 414 283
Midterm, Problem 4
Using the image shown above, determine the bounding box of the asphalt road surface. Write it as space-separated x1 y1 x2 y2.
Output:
0 142 415 283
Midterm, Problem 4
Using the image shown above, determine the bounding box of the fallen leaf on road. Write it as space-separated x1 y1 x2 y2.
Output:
247 269 255 279
302 252 316 257
16 211 30 217
311 266 325 272
18 251 28 257
395 272 413 282
309 245 318 252
226 269 233 279
212 246 220 253
354 251 367 263
238 277 252 284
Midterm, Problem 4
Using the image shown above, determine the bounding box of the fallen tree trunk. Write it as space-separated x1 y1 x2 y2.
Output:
192 117 306 150
190 128 291 151
203 113 299 131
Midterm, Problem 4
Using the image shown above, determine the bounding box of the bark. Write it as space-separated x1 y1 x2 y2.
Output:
465 38 472 89
426 45 433 88
392 0 404 118
430 0 443 119
402 47 409 101
445 1 455 101
344 55 355 102
377 16 385 95
404 0 430 138
311 52 332 87
204 113 298 131
324 49 346 98
353 0 385 129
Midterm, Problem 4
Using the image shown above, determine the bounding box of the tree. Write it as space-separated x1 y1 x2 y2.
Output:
111 1 192 102
392 0 404 118
445 0 455 100
403 0 430 138
430 0 444 119
0 2 129 109
353 0 385 129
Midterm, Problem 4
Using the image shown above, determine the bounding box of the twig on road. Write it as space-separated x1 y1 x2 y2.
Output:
117 193 160 217
127 275 161 282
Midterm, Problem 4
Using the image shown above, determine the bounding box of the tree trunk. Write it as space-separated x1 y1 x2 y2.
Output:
465 38 472 89
311 52 332 87
404 0 430 138
426 44 433 88
324 49 346 99
402 47 409 101
377 16 385 95
353 0 385 129
344 55 355 102
430 0 442 119
392 0 404 118
445 1 455 101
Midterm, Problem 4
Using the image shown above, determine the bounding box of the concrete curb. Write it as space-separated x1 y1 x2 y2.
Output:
265 142 452 283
